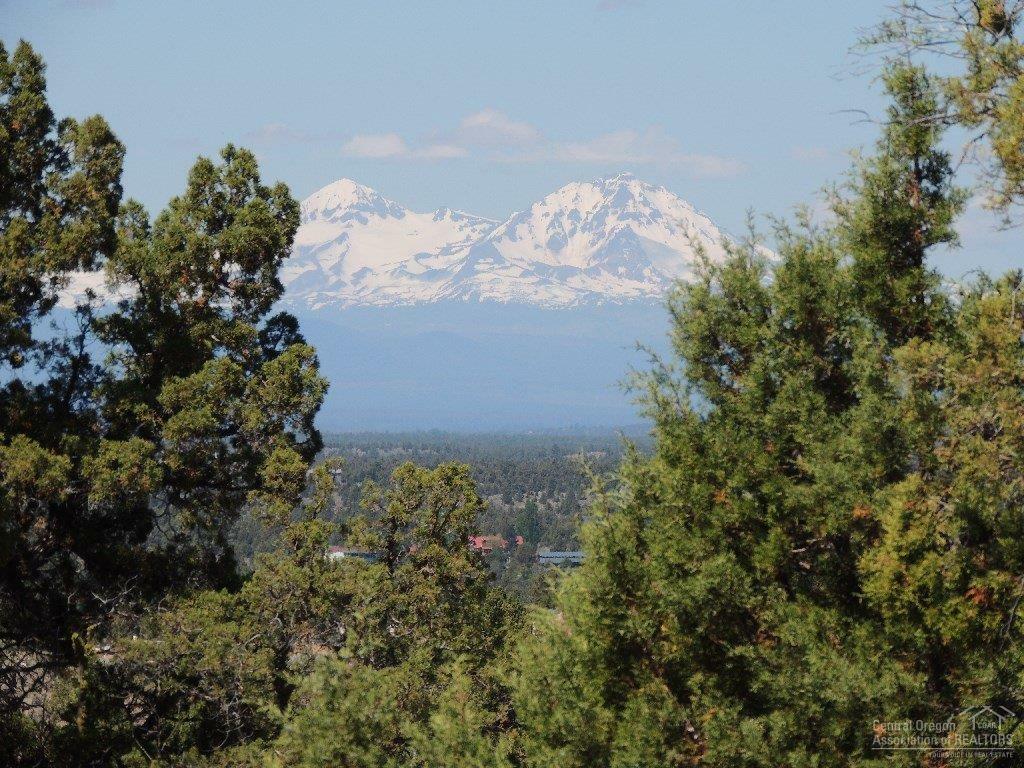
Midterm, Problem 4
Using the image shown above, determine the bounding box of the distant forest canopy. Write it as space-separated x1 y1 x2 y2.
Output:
230 429 652 595
322 428 651 508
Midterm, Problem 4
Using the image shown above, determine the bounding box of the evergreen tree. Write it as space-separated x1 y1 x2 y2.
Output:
269 463 520 768
869 1 1024 218
510 64 974 768
838 64 964 345
0 40 122 369
58 466 352 766
0 42 326 765
859 272 1024 761
345 462 515 669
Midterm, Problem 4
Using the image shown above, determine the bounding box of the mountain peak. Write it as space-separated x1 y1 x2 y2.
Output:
283 175 732 309
305 177 379 203
301 178 403 220
599 171 637 184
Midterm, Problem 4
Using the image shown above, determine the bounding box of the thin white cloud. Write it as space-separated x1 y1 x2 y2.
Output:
336 112 744 177
246 123 319 144
341 133 468 160
342 133 410 159
547 127 745 176
456 109 542 147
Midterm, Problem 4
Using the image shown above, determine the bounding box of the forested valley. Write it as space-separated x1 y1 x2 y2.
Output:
5 2 1024 766
230 431 647 598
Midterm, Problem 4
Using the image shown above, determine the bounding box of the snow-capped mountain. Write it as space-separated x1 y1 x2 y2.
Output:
282 173 731 309
282 179 497 308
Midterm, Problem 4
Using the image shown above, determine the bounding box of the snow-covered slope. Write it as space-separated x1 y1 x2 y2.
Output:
282 173 732 309
282 179 497 308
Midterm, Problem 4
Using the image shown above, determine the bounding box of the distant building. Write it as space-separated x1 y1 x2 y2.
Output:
468 534 509 555
326 546 380 563
536 547 584 566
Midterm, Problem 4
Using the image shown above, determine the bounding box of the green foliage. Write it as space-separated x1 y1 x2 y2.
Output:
345 462 516 668
0 40 123 368
8 8 1024 765
28 461 520 766
263 463 520 768
226 432 630 594
270 661 406 768
48 512 353 765
838 63 964 344
272 659 517 768
861 273 1024 718
867 1 1024 218
509 63 1020 767
0 41 326 765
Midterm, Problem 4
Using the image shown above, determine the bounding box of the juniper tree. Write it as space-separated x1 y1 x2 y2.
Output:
0 41 326 765
268 463 521 768
510 64 974 768
869 1 1024 219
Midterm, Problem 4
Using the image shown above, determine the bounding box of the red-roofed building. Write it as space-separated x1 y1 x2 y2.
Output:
468 534 507 555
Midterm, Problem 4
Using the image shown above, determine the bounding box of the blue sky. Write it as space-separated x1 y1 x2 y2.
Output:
4 0 1022 275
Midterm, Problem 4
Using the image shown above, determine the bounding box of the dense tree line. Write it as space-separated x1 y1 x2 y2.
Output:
322 431 639 506
229 431 633 577
4 2 1024 764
